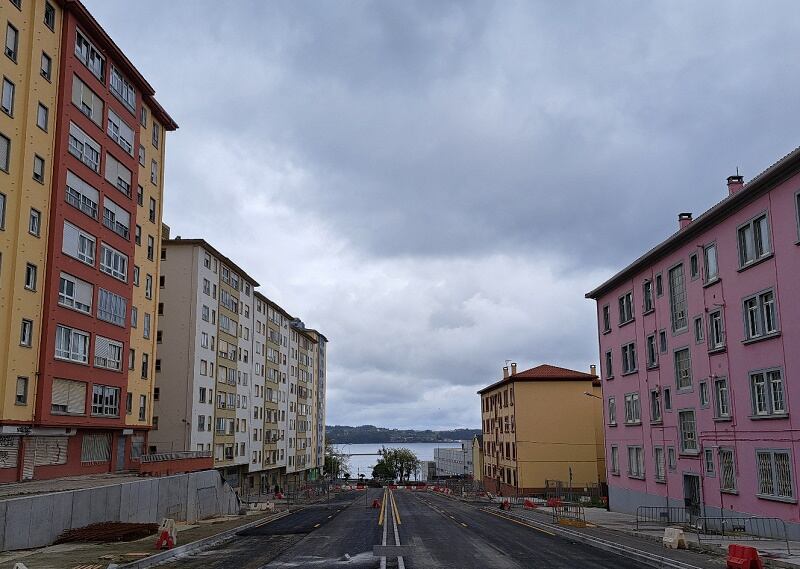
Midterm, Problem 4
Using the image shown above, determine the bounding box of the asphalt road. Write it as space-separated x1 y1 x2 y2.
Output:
166 488 679 569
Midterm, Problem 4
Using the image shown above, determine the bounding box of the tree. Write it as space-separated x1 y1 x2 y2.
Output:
372 447 420 483
324 443 350 479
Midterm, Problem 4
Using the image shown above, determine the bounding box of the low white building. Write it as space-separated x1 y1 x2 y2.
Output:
433 443 473 478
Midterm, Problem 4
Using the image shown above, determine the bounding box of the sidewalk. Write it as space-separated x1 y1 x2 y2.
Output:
0 509 285 569
508 502 800 569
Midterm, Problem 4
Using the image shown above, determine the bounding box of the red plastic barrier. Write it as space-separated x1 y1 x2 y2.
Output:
523 499 536 509
155 530 174 550
501 500 511 510
275 492 284 500
727 544 763 569
546 498 563 508
372 499 381 509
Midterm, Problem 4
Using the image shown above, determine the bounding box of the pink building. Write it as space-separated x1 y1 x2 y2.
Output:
586 147 800 535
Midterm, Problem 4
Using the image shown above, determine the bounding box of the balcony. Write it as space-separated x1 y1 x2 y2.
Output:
102 214 129 240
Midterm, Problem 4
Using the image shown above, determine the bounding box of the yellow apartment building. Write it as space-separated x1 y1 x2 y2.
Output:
479 363 605 496
0 0 62 431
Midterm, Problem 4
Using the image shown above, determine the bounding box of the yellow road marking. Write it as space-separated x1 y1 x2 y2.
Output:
481 508 556 536
390 488 401 525
378 488 387 526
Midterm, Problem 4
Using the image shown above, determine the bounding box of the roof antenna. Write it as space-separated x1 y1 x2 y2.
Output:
736 166 739 176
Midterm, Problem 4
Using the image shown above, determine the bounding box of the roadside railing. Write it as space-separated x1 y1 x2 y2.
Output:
552 502 586 528
696 516 791 554
635 506 691 531
140 450 212 463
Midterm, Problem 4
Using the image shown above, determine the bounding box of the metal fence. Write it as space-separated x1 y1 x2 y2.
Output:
696 516 791 554
545 480 607 506
635 506 691 531
552 503 586 527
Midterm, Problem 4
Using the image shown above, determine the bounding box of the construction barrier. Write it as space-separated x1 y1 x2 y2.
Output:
726 544 763 569
372 499 381 509
155 518 176 550
663 527 687 550
523 499 537 510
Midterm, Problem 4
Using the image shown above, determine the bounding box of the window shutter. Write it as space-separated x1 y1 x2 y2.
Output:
68 381 86 414
67 170 99 204
75 278 93 309
52 379 70 408
62 222 79 256
95 335 110 362
0 436 19 469
34 437 68 466
71 75 82 108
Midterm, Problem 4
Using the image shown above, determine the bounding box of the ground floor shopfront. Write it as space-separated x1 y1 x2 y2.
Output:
0 425 148 482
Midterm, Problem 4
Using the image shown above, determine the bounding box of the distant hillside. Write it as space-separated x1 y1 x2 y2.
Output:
326 425 481 444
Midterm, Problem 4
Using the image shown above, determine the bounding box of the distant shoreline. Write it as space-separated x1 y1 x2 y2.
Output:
326 425 481 445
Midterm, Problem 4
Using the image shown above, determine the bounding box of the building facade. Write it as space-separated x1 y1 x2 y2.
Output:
587 150 800 533
479 364 605 496
433 443 473 478
0 0 174 481
152 238 327 492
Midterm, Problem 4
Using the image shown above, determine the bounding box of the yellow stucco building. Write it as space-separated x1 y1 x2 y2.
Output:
479 363 605 495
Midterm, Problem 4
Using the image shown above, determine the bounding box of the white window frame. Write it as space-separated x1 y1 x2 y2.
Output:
743 289 778 341
99 243 128 282
750 368 786 417
55 324 90 363
756 449 794 501
737 213 771 268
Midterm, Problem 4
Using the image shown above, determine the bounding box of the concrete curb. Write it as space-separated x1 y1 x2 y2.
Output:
483 508 705 569
116 509 294 569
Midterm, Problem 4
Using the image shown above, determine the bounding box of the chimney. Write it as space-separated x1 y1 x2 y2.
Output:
678 212 692 230
590 364 597 376
511 363 517 376
727 175 744 196
503 366 509 379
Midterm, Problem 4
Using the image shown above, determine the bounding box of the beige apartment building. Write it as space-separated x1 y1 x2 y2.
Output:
151 236 327 492
479 364 605 496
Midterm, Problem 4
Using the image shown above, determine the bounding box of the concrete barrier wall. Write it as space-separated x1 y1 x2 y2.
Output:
0 469 240 551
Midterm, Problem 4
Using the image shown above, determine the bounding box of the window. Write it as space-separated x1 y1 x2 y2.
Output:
33 155 44 183
621 342 637 374
140 105 148 127
693 316 704 344
674 348 691 389
717 448 736 492
624 392 641 424
756 450 794 500
668 264 687 332
152 122 161 148
147 235 154 260
1 77 14 115
202 305 210 322
678 409 698 453
150 159 158 184
704 243 718 282
99 244 127 281
97 288 126 327
24 263 37 290
59 272 92 314
702 448 715 476
5 24 18 62
646 334 658 368
610 446 619 475
143 313 151 339
91 385 120 417
743 290 778 341
19 319 33 346
643 280 654 312
34 103 48 132
40 52 51 80
137 185 143 206
138 395 146 421
94 336 123 371
71 74 103 125
129 348 135 370
68 122 101 172
75 30 105 80
689 253 699 280
141 353 149 379
699 381 709 407
104 153 132 197
607 397 616 425
133 265 139 286
107 109 134 155
138 144 145 166
708 310 725 350
668 447 676 470
655 273 663 297
135 225 141 245
102 197 130 239
602 305 610 332
149 197 156 222
650 389 662 423
618 292 634 324
110 66 136 112
51 379 87 415
44 2 56 30
750 369 786 417
714 377 731 419
55 325 89 363
65 171 99 219
0 134 7 172
159 275 165 288
738 214 771 268
627 446 644 478
15 376 27 405
145 274 152 299
654 447 665 481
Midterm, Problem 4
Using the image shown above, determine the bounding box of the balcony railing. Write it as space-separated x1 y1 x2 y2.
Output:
102 215 129 239
141 450 212 463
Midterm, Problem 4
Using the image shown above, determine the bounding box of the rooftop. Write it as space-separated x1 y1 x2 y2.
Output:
477 364 599 394
585 144 800 300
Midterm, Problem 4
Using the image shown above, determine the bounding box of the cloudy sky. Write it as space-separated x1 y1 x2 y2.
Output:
85 0 800 430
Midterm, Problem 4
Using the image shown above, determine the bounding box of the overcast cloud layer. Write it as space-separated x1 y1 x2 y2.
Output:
84 0 800 429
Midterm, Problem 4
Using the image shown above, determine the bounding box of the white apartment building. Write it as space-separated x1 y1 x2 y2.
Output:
152 238 326 492
434 443 474 478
